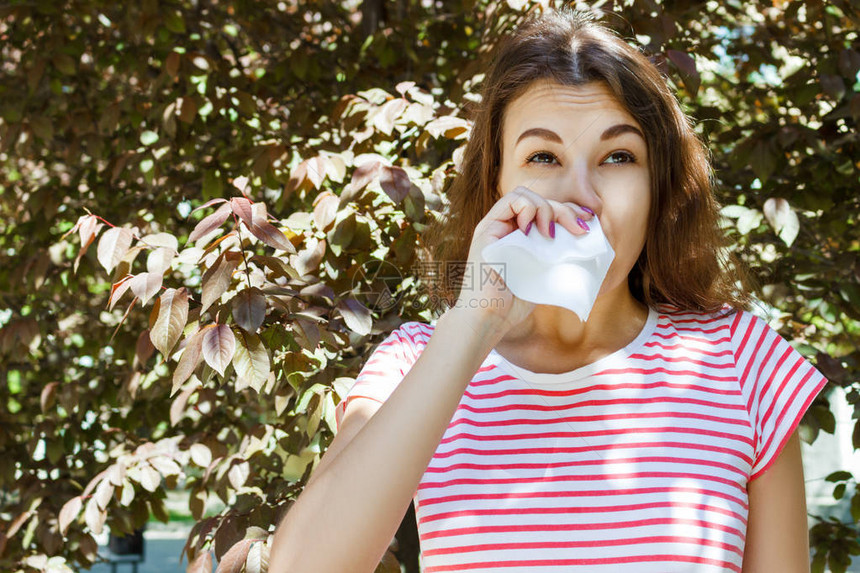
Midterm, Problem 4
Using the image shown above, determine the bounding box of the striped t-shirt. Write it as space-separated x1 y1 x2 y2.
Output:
334 306 829 572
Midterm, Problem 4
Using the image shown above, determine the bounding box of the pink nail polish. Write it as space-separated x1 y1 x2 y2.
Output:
577 217 590 232
581 206 594 216
525 221 533 235
549 220 556 238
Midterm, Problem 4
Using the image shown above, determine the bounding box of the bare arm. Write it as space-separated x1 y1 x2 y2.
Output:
268 309 506 573
268 186 589 571
742 428 811 572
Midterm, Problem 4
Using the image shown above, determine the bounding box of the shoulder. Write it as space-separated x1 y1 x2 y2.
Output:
653 303 744 336
386 320 435 356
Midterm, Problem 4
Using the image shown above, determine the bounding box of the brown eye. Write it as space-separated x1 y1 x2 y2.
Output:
525 151 558 165
603 150 636 165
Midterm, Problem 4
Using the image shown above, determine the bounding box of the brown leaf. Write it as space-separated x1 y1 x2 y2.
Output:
763 197 799 246
379 165 410 203
373 98 408 135
303 156 327 190
81 469 109 498
293 318 320 351
231 288 266 332
232 176 250 193
97 227 134 273
227 460 250 489
290 236 326 277
202 324 236 376
59 496 82 535
424 116 469 139
179 96 198 124
214 518 243 562
230 197 253 227
150 287 189 357
84 497 106 535
138 463 162 492
189 202 232 243
313 192 339 231
190 198 228 215
165 51 181 79
106 464 127 487
201 250 243 314
94 478 114 510
323 153 347 183
337 298 372 335
666 49 700 95
215 539 254 573
187 551 213 573
74 214 104 273
173 327 208 394
140 232 179 251
7 510 31 538
342 158 382 203
171 385 197 426
108 275 134 311
244 202 295 252
150 456 181 476
190 444 212 468
40 382 59 414
147 246 177 274
244 541 269 573
129 272 164 306
120 478 135 506
328 209 356 248
232 331 269 392
135 329 156 368
76 532 97 561
189 488 207 521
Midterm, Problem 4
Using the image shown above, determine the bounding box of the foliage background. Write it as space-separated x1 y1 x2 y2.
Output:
0 0 858 571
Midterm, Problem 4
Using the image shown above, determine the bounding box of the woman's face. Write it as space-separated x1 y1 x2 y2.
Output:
497 79 651 298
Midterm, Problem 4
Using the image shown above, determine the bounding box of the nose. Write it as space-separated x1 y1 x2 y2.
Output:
553 158 602 215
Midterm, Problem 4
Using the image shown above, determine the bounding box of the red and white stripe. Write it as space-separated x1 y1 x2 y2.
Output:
335 307 828 572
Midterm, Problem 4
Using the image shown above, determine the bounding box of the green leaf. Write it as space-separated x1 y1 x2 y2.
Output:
825 471 853 482
164 10 186 34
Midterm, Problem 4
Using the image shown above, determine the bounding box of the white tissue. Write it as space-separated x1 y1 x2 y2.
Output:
480 217 615 321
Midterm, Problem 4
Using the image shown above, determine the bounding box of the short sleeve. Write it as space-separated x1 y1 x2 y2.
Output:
730 310 829 481
333 322 425 432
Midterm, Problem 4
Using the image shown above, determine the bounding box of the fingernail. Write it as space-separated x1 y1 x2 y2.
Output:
525 221 533 236
577 217 590 232
581 206 595 216
549 220 556 238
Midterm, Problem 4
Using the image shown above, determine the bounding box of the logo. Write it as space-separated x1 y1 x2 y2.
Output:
350 259 404 312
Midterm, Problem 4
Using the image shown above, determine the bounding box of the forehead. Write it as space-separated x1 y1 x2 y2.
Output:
502 80 639 139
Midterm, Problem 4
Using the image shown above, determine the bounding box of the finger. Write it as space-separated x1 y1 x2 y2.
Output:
534 197 556 238
486 187 540 234
549 201 588 236
562 202 594 233
569 202 596 221
509 186 555 237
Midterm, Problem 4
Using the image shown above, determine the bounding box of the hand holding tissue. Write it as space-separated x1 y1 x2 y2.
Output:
480 217 615 322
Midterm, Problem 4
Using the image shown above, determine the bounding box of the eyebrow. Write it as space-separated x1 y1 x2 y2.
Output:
515 124 646 147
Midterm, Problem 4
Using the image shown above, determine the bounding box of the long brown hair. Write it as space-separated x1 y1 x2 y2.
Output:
419 6 751 314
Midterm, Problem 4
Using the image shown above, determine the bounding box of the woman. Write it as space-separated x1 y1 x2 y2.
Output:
270 7 827 572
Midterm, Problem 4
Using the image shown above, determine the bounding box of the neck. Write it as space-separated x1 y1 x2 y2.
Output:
502 284 650 354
